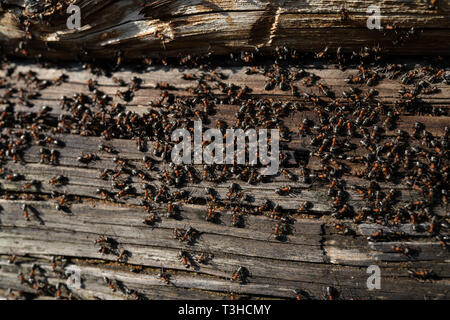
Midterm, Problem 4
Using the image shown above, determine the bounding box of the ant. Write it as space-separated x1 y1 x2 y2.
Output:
22 204 30 222
77 153 99 164
158 268 170 285
49 175 66 185
231 266 250 284
143 213 160 226
408 269 438 282
340 6 348 22
178 250 191 268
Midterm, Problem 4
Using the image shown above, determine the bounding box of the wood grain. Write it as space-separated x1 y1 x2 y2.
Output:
0 0 450 60
0 59 449 300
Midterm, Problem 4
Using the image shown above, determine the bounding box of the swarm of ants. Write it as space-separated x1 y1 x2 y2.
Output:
0 9 449 300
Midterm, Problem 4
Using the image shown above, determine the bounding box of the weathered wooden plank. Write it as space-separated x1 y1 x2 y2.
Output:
1 0 450 59
2 164 447 218
0 53 449 300
2 63 450 103
1 255 449 300
369 242 449 262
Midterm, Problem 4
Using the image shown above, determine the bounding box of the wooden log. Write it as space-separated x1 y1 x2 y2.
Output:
0 58 449 300
0 0 450 61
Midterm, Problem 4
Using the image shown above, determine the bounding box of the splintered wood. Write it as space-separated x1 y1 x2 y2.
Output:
0 0 450 60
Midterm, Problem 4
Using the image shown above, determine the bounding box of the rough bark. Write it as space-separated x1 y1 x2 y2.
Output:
0 0 450 61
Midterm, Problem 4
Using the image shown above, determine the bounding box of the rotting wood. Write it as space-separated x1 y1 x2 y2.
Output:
0 0 450 60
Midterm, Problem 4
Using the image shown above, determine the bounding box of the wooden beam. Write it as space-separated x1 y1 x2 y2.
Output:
0 0 450 60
